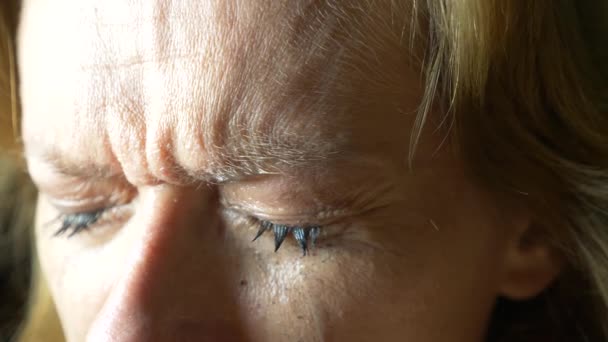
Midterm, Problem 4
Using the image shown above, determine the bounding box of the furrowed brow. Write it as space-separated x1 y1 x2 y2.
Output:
29 141 343 185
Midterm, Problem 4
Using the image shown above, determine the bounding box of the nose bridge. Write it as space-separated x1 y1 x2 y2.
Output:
86 185 247 342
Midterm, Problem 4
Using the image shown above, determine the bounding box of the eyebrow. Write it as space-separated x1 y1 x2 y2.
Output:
32 149 125 180
31 140 344 185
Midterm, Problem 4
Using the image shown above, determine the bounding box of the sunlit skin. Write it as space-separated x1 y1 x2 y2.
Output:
19 1 561 341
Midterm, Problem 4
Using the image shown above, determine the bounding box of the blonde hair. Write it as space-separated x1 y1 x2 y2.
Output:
417 0 608 340
2 0 607 341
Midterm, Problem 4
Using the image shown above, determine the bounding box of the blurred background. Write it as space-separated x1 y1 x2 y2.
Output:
1 1 36 339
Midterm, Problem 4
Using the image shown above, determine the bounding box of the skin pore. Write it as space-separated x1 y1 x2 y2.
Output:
19 0 560 341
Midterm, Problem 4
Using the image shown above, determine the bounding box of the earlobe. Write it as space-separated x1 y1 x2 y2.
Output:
498 225 563 301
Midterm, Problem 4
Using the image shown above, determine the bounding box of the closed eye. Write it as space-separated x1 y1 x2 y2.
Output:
48 204 131 238
50 206 324 256
251 220 321 256
52 209 107 237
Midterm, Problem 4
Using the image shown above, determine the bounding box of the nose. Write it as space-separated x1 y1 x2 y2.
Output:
86 185 249 342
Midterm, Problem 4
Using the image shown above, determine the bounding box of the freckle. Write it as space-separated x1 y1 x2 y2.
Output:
297 315 304 320
240 280 248 286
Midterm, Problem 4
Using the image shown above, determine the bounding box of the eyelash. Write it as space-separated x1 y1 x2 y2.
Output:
53 209 322 255
53 209 106 237
252 220 321 256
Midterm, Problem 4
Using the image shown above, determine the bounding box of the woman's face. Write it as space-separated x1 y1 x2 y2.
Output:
18 1 558 341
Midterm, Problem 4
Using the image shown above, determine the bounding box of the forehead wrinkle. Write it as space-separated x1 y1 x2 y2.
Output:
167 0 406 182
23 0 416 186
187 9 349 178
98 62 156 185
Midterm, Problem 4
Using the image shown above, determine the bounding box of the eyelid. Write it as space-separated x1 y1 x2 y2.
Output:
222 203 349 227
29 158 135 202
218 172 397 226
47 203 134 239
43 178 137 207
47 190 133 215
48 195 113 213
225 207 350 239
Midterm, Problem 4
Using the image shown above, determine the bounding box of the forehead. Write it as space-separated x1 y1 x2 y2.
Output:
19 0 418 183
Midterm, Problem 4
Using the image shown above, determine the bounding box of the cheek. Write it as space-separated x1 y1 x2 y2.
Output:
234 214 503 341
34 179 505 342
35 201 116 341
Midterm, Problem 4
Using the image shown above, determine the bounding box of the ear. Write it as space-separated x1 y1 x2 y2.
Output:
498 222 563 301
